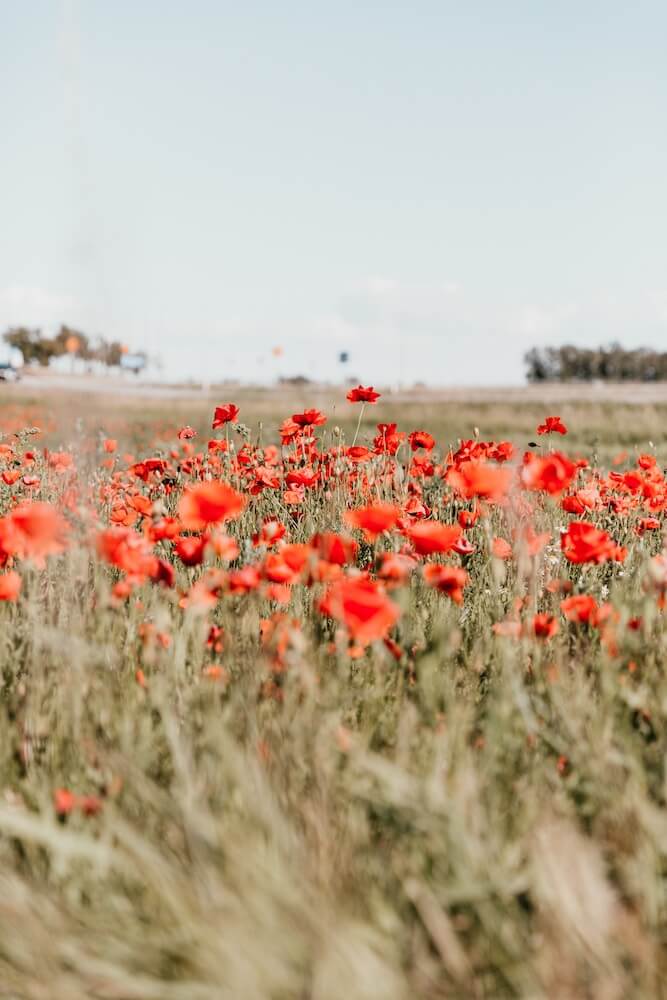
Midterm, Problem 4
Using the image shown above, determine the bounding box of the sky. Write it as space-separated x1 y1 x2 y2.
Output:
1 1 666 385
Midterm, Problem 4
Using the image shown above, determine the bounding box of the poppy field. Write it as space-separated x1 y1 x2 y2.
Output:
2 384 667 998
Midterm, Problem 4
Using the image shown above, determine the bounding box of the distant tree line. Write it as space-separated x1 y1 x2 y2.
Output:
525 344 667 382
2 325 145 370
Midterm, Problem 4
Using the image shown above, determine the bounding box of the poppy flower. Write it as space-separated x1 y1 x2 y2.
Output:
319 577 400 645
279 418 301 444
560 594 599 624
253 519 287 548
291 409 327 428
212 403 239 428
373 423 405 455
491 537 513 560
0 570 21 601
178 481 246 529
377 551 417 585
561 520 625 564
447 460 512 501
458 505 480 529
532 613 559 639
346 385 381 404
54 788 77 816
521 452 577 495
344 503 401 541
175 534 208 567
408 430 435 452
537 416 568 435
178 426 196 440
405 521 462 556
636 517 661 535
311 532 358 565
97 527 159 580
423 564 468 604
227 565 262 594
5 502 69 565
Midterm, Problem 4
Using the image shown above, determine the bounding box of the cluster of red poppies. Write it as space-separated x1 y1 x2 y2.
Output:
0 396 664 659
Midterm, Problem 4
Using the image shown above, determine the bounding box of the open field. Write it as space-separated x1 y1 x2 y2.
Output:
1 380 667 996
5 375 667 459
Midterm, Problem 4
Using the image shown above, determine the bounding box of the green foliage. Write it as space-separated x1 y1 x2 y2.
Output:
2 324 139 369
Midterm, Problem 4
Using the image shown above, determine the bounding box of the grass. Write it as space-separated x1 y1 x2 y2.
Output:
0 384 666 997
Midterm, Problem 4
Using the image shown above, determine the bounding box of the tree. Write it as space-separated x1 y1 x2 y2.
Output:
3 327 56 366
525 344 667 383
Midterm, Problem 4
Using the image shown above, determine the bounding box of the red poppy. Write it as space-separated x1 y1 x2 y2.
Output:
346 385 381 404
561 520 625 564
537 415 568 435
405 521 462 556
291 409 327 427
491 537 512 560
4 502 69 565
0 570 21 601
408 430 435 452
377 551 417 585
311 532 358 565
447 460 511 501
344 503 401 541
560 594 599 624
423 564 468 604
178 481 245 529
373 423 405 455
521 452 577 495
532 613 559 639
212 403 239 428
319 577 399 645
97 527 159 580
175 534 208 567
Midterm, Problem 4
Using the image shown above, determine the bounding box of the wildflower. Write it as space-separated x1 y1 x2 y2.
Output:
521 452 577 495
405 521 462 556
344 503 401 541
408 430 435 452
3 502 69 566
491 537 512 560
447 460 511 501
560 594 599 624
319 577 399 645
311 532 358 566
423 564 468 604
0 570 21 601
537 415 568 435
212 403 239 427
532 613 559 639
291 409 327 428
178 481 245 529
561 521 625 564
373 423 405 455
175 534 208 567
346 385 381 404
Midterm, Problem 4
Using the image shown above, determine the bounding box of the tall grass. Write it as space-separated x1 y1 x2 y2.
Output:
0 397 666 998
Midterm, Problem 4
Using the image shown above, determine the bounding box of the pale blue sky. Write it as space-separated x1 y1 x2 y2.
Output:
2 1 666 383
